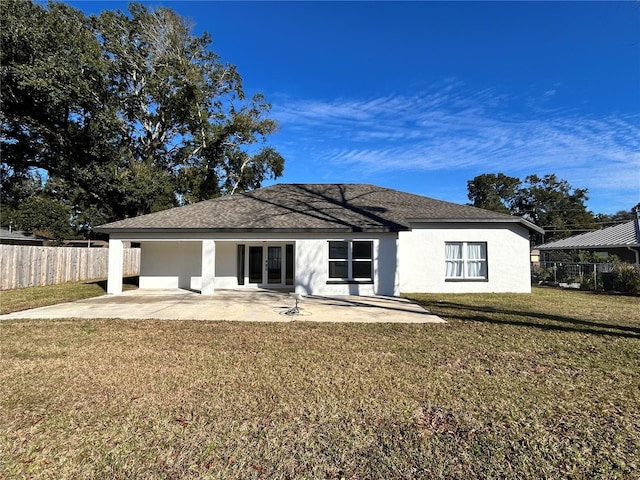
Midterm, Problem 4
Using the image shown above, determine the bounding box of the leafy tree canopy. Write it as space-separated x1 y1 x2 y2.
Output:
467 173 520 214
595 204 640 227
1 0 284 236
468 173 600 243
9 196 75 242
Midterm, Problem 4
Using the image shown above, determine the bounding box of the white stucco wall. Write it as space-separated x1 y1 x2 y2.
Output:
136 235 398 295
213 241 240 289
397 223 533 293
294 235 399 297
139 240 256 290
139 241 202 290
127 223 532 296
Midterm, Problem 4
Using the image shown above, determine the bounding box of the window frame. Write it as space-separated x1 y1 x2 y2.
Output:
445 241 488 281
327 240 374 284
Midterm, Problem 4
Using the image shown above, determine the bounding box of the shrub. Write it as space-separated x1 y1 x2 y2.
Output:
532 265 554 284
611 263 640 295
580 274 603 292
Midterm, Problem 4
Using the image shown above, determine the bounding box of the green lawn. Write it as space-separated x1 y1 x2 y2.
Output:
0 277 138 314
1 287 638 479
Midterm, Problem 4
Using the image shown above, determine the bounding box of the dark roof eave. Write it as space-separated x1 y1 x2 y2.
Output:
94 226 409 235
406 217 544 234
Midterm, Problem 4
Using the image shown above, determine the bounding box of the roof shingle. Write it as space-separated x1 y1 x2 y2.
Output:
95 183 540 233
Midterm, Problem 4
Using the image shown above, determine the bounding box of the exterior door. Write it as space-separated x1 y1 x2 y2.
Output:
248 246 263 284
267 246 282 285
245 244 294 286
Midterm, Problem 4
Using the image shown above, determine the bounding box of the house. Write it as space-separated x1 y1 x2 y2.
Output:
530 249 541 267
95 183 543 296
62 239 109 248
536 218 640 264
0 228 53 246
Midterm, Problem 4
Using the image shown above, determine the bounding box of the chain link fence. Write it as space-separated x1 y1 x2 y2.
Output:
532 261 616 291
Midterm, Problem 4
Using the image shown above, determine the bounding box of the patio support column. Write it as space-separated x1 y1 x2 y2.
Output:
201 240 216 295
107 238 124 295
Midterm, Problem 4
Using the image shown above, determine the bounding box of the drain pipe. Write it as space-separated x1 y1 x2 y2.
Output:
633 208 640 265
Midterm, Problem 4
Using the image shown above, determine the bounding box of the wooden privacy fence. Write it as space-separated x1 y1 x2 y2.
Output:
0 245 140 290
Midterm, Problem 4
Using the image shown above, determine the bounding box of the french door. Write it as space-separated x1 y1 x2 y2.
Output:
247 244 293 286
248 246 263 284
267 246 282 284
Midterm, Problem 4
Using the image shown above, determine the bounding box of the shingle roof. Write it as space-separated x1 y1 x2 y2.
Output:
0 228 51 243
537 220 640 250
95 183 542 234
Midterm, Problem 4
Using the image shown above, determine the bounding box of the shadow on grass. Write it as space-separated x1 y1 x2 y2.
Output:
418 301 640 339
89 276 139 293
309 295 438 317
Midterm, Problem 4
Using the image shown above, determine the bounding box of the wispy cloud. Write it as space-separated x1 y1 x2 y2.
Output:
271 81 640 204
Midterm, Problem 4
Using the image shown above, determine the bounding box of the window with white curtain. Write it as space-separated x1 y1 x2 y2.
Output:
445 242 487 280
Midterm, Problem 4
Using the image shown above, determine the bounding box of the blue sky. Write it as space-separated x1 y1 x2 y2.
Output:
68 1 639 214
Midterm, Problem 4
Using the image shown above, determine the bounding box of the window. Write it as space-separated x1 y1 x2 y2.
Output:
328 240 373 282
329 241 349 278
445 242 487 280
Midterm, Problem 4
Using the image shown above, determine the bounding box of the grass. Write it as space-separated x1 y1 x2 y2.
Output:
0 287 638 479
0 277 138 315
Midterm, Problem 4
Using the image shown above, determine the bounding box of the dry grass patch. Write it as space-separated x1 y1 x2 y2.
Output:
0 277 138 314
1 288 638 479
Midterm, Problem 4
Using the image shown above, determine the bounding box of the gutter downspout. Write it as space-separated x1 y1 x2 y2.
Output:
633 208 640 265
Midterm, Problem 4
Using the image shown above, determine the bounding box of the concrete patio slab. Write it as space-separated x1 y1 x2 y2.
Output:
0 289 445 323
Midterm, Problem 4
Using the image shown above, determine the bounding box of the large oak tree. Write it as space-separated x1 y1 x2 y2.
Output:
468 173 598 243
1 1 284 237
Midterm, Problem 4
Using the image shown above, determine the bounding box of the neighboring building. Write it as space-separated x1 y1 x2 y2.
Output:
95 184 543 296
0 228 52 246
537 218 640 264
530 249 541 267
62 239 109 248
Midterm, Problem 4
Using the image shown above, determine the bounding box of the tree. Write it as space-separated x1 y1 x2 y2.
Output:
87 3 284 218
7 196 74 242
512 174 597 241
1 0 115 176
1 1 284 235
595 204 640 226
467 173 520 214
467 173 597 243
0 167 42 231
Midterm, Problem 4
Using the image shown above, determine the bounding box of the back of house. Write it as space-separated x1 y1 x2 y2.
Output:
95 184 542 296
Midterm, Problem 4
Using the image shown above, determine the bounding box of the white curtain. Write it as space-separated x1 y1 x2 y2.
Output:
445 243 463 277
467 243 486 277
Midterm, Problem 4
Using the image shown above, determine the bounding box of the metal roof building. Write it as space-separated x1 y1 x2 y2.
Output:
537 219 640 264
